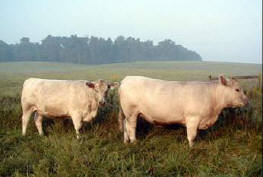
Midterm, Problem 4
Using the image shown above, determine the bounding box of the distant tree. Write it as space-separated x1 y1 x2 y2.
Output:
0 40 13 62
20 37 30 44
0 35 202 64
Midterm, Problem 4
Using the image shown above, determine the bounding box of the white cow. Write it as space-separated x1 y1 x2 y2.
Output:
21 78 118 138
118 75 248 146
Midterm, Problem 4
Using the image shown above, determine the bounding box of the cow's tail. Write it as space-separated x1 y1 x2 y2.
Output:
118 106 125 132
118 86 125 132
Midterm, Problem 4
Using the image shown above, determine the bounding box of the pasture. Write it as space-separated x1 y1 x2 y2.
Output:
0 61 262 177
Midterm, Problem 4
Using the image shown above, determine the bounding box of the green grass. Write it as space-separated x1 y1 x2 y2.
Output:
0 61 262 177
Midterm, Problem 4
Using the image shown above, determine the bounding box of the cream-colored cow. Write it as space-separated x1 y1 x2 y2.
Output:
21 78 118 138
118 75 248 147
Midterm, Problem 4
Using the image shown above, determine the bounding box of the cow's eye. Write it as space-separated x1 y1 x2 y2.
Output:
235 89 240 92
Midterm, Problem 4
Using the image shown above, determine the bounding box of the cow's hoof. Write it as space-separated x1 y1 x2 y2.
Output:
130 140 137 144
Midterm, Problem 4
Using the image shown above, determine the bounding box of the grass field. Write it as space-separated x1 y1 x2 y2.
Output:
0 61 262 177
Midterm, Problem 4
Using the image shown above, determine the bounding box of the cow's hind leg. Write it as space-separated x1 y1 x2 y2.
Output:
72 114 83 139
123 119 129 143
34 113 44 136
124 114 138 143
22 106 34 136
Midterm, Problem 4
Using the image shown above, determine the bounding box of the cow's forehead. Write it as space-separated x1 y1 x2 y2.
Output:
98 81 109 90
231 79 240 87
95 79 105 85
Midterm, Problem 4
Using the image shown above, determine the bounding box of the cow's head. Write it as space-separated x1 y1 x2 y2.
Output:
218 75 248 107
108 82 119 90
86 80 119 106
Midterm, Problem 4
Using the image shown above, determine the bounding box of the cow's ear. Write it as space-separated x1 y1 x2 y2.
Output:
98 79 104 86
219 75 228 86
86 82 95 89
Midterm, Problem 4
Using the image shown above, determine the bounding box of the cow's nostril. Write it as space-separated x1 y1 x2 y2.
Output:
244 99 249 105
99 101 105 106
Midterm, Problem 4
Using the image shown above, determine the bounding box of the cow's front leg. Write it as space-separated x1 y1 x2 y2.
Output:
186 117 200 147
34 113 44 136
72 114 83 139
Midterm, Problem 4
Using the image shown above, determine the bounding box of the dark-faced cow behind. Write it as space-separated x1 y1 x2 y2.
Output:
21 78 118 138
118 75 248 147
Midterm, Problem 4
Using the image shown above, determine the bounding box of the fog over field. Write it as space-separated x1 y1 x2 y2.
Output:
0 0 262 63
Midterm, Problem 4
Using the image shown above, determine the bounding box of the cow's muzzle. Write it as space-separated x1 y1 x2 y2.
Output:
99 101 106 106
244 99 249 106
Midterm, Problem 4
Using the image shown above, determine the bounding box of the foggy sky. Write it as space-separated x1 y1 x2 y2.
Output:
0 0 261 63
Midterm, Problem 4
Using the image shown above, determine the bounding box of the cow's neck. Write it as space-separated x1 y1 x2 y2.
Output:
214 84 229 115
200 84 226 128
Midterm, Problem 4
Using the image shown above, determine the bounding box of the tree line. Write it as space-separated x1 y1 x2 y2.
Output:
0 35 202 64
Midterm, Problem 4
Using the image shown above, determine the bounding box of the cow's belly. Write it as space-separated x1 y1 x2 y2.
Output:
36 103 69 118
152 118 186 126
122 93 186 125
138 106 185 126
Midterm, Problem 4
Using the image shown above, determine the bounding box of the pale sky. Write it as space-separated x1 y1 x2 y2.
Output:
0 0 262 63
